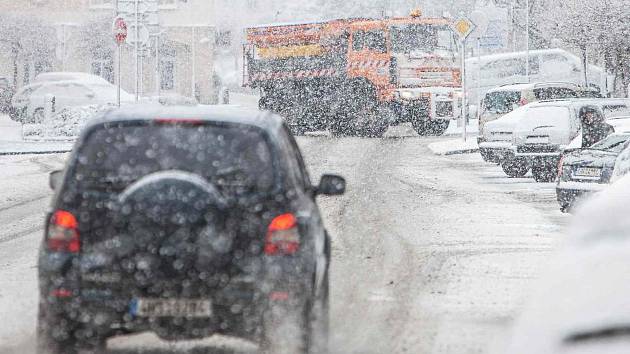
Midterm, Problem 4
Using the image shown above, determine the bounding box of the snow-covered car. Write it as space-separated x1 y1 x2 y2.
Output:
556 132 630 212
512 99 630 182
506 174 630 354
140 93 198 106
477 82 580 163
478 105 531 177
611 132 630 183
15 80 133 123
33 72 110 85
10 82 44 121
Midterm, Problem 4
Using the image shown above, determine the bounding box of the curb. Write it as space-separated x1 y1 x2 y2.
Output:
444 148 480 156
0 150 72 156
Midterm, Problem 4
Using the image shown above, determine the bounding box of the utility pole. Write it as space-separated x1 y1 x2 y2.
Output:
525 0 530 82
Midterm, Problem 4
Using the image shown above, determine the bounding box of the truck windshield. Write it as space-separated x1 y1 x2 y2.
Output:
391 24 453 53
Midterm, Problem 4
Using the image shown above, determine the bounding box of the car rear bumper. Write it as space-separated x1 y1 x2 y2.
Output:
556 181 607 208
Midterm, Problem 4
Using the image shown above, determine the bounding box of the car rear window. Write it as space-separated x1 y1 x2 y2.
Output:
591 134 630 153
72 123 276 195
533 87 577 100
484 91 521 114
522 106 572 131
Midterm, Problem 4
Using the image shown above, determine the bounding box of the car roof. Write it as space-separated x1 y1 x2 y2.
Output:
88 104 285 134
486 82 578 93
529 98 630 108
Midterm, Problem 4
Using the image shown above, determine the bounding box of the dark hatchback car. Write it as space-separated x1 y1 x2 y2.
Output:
38 105 346 353
557 132 630 212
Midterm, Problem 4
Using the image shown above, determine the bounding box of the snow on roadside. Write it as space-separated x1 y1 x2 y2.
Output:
445 119 479 136
428 138 479 156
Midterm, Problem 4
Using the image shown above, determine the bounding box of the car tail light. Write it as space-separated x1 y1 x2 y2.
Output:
264 213 299 255
47 210 80 253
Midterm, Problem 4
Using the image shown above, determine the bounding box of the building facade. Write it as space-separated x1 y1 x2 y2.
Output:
0 0 218 104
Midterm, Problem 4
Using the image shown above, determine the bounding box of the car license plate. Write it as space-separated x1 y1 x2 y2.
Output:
574 167 602 179
527 136 549 144
130 298 212 318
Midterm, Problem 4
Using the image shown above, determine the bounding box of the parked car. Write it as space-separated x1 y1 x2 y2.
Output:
557 132 630 212
140 93 198 106
13 80 133 123
479 105 531 177
506 174 630 354
509 99 630 182
477 82 579 160
33 72 111 85
38 105 346 354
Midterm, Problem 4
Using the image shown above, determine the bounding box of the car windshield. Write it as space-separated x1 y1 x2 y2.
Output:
72 123 276 195
590 134 630 153
390 24 454 53
484 90 521 114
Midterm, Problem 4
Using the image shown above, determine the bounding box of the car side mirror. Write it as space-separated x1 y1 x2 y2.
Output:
315 174 346 196
49 170 63 191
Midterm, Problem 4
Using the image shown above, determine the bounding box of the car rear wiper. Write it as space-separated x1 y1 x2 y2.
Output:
565 326 630 344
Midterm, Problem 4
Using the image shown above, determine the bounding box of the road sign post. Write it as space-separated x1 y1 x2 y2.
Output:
113 17 128 107
451 17 476 142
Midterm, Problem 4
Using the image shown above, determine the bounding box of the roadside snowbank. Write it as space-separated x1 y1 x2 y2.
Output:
428 138 479 156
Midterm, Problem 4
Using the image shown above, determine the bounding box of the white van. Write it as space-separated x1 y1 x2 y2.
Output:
466 49 610 105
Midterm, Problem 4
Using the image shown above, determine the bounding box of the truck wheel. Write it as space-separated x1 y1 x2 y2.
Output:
532 164 557 183
412 120 428 136
501 158 530 178
425 120 450 136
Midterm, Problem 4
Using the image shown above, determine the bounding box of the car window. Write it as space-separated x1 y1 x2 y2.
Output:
534 87 577 100
352 30 366 51
484 90 521 114
72 123 276 195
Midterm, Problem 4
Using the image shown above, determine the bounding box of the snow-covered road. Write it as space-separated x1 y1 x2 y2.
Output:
0 127 568 353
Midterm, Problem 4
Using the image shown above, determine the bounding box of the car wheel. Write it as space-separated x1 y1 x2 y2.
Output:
260 302 309 354
37 305 78 354
307 269 329 354
532 164 557 183
501 158 530 178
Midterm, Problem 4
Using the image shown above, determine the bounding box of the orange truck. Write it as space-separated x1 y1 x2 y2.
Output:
244 12 462 137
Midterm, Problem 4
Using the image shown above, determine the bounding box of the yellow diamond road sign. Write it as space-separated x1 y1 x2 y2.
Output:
451 17 475 41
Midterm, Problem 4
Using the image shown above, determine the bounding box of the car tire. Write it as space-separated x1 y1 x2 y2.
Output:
424 120 450 136
260 302 310 354
532 164 557 183
501 158 530 178
307 268 329 354
37 305 78 354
